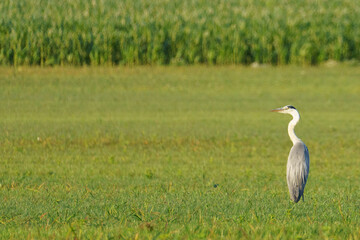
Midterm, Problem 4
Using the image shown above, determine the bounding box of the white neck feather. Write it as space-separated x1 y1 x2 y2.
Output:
288 110 302 145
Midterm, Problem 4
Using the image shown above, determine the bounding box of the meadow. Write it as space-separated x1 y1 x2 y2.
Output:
1 0 360 66
0 66 359 239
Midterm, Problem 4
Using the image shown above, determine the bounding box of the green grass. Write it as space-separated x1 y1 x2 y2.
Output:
0 66 359 239
1 0 360 66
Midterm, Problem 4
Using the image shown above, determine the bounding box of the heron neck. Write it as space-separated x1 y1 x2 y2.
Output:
288 112 301 145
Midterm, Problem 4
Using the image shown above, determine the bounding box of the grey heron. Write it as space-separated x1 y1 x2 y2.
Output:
271 105 310 203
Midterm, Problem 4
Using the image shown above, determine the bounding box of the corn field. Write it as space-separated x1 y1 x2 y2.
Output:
0 0 359 66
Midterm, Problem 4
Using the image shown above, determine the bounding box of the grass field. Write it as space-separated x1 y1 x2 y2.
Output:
0 66 359 239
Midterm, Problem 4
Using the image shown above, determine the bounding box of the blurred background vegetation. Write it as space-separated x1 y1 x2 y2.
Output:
0 0 359 66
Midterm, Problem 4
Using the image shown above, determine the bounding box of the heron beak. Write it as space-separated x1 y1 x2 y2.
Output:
271 108 283 112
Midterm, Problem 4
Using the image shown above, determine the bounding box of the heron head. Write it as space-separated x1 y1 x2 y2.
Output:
271 105 297 114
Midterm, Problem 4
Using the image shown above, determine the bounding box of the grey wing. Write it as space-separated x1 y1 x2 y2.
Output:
286 142 310 203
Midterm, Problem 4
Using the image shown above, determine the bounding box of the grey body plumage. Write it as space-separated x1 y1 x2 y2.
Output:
271 105 310 203
287 142 310 202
